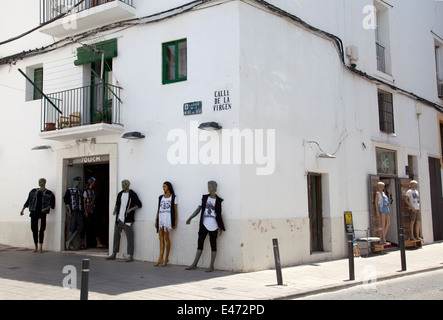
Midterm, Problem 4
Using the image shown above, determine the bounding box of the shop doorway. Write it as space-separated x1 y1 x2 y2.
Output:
369 175 412 246
308 173 323 253
64 156 109 250
429 157 443 241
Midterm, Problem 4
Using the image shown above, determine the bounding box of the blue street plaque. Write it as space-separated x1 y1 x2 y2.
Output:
184 101 202 116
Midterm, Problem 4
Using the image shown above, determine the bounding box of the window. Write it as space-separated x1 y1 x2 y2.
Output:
33 68 44 100
439 115 443 167
25 65 43 101
374 1 392 74
378 89 394 133
435 43 443 98
376 147 397 176
162 39 187 84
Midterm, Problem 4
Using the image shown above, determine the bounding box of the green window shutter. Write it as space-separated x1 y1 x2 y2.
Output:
74 39 118 66
33 67 43 100
162 39 187 84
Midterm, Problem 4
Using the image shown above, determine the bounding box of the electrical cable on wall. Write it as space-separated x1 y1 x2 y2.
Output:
0 0 441 113
0 0 86 46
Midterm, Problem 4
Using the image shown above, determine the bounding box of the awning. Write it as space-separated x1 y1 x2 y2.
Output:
74 39 118 66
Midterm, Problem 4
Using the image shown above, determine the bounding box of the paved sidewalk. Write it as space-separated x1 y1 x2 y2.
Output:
0 242 442 300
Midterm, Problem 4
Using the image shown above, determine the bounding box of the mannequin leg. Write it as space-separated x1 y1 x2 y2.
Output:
410 218 416 240
154 228 165 266
185 250 202 270
163 229 171 266
381 213 390 244
38 217 46 253
415 221 422 240
206 251 217 272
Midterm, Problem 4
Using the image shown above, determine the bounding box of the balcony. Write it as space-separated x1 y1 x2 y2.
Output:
40 83 124 141
39 0 136 38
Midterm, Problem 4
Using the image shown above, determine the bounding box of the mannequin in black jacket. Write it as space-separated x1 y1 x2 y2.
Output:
185 181 225 272
21 178 55 253
106 180 142 262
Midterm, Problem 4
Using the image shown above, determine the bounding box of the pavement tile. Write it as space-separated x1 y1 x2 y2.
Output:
0 243 442 301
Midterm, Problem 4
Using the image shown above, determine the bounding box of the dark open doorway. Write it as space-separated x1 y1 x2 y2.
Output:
64 157 109 250
84 162 109 248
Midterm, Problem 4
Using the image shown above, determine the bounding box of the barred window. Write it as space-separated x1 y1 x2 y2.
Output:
378 89 394 134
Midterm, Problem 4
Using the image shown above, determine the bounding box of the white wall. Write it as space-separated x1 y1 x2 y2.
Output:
0 0 442 271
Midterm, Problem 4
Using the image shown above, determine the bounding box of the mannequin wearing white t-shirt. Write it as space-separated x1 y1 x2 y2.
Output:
185 181 225 272
154 182 177 267
106 180 142 262
405 180 422 241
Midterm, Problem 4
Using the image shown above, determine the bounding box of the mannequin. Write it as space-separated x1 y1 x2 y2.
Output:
82 177 104 249
21 178 55 253
405 180 422 241
185 181 225 272
106 180 142 262
154 182 177 267
64 177 83 250
375 181 390 244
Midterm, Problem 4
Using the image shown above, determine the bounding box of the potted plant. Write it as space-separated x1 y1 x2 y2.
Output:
45 122 56 131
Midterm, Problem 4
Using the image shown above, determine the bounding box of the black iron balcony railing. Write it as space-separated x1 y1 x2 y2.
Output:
40 0 134 25
41 83 122 132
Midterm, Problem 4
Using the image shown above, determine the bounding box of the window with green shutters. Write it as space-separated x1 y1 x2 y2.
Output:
33 67 43 100
162 39 187 84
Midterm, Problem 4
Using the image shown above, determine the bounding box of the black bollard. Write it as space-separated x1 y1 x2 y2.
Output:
395 178 407 271
348 235 355 280
272 239 283 285
80 259 90 300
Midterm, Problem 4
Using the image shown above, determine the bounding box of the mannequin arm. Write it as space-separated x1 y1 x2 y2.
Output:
375 193 380 215
174 204 178 229
186 206 201 224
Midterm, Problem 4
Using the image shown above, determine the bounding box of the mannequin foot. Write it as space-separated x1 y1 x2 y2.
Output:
105 253 116 260
154 259 163 266
33 245 38 253
185 264 197 270
162 259 168 267
125 255 133 262
205 265 214 273
38 244 43 253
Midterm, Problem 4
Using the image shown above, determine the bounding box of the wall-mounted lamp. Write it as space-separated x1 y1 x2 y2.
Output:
198 122 222 131
32 145 52 151
305 140 336 159
317 153 336 159
122 131 145 140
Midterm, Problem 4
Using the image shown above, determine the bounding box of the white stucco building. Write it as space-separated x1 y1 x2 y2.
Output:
0 0 442 272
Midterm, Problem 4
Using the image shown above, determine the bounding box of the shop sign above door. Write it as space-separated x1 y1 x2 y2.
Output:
69 155 110 165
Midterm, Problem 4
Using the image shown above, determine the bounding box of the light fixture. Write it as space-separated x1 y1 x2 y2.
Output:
198 122 222 131
122 131 145 140
305 141 336 159
32 145 52 151
317 153 336 159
